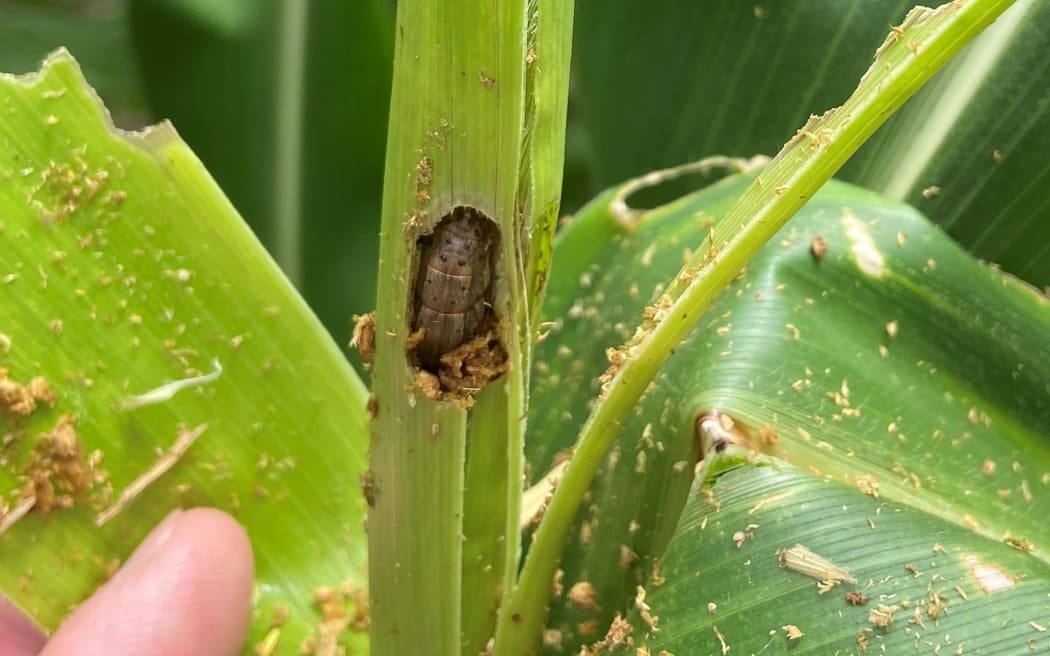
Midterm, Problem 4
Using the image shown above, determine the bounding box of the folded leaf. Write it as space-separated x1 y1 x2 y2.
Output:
529 168 1050 652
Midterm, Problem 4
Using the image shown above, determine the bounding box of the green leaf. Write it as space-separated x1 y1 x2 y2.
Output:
510 3 1021 650
843 0 1050 289
127 0 395 350
640 464 1050 654
568 0 1050 288
527 170 746 654
527 168 1049 652
567 1 910 204
0 51 370 652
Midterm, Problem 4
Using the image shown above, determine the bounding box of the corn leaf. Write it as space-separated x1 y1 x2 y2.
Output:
528 169 1049 653
568 0 1050 290
0 51 370 652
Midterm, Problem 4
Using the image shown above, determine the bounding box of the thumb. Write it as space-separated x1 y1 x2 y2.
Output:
41 507 254 656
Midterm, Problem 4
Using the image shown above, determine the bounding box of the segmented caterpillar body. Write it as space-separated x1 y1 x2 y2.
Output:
413 207 496 368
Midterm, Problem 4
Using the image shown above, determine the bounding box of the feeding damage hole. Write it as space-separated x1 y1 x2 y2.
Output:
610 155 768 228
409 206 506 401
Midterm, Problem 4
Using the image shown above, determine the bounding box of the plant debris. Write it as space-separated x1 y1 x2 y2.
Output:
855 473 880 497
96 424 207 526
810 235 827 261
350 312 375 361
582 613 632 654
868 604 897 629
713 626 730 655
359 470 379 507
778 543 856 584
0 369 56 417
299 582 369 655
635 585 658 631
22 414 92 515
1004 533 1034 553
435 331 507 397
845 591 870 606
568 581 600 611
0 496 36 536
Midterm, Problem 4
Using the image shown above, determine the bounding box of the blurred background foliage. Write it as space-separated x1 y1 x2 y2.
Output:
2 0 1047 364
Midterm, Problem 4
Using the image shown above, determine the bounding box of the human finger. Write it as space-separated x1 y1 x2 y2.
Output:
0 594 45 655
40 507 254 656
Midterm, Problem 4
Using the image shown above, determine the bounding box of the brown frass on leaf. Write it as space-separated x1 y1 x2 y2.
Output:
0 369 56 418
810 234 828 261
567 581 600 612
845 591 869 606
22 414 92 513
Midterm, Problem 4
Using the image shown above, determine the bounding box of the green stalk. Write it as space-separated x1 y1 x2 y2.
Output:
459 4 574 652
368 0 571 652
494 1 1017 652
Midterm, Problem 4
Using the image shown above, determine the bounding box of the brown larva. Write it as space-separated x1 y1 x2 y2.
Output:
412 206 497 369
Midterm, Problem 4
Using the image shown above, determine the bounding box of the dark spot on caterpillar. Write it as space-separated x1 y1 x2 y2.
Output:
411 207 504 385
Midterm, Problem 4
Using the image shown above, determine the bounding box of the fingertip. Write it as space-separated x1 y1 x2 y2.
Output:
0 595 46 656
177 506 255 582
42 507 254 656
170 507 256 625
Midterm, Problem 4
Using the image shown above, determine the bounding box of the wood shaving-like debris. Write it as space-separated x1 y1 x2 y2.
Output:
568 581 600 611
23 414 92 514
635 585 658 632
0 496 35 536
0 369 55 417
778 544 856 584
350 312 375 360
855 474 880 497
96 424 207 526
303 583 369 656
810 235 827 261
586 613 633 652
1004 534 1034 553
868 604 897 629
713 626 730 655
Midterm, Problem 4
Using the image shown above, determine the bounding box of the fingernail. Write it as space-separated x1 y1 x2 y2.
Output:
117 508 183 578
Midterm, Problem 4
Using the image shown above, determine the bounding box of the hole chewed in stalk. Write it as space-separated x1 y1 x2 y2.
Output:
408 206 507 403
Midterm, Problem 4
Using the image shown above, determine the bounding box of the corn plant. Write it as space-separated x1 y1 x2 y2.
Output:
0 0 1048 654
